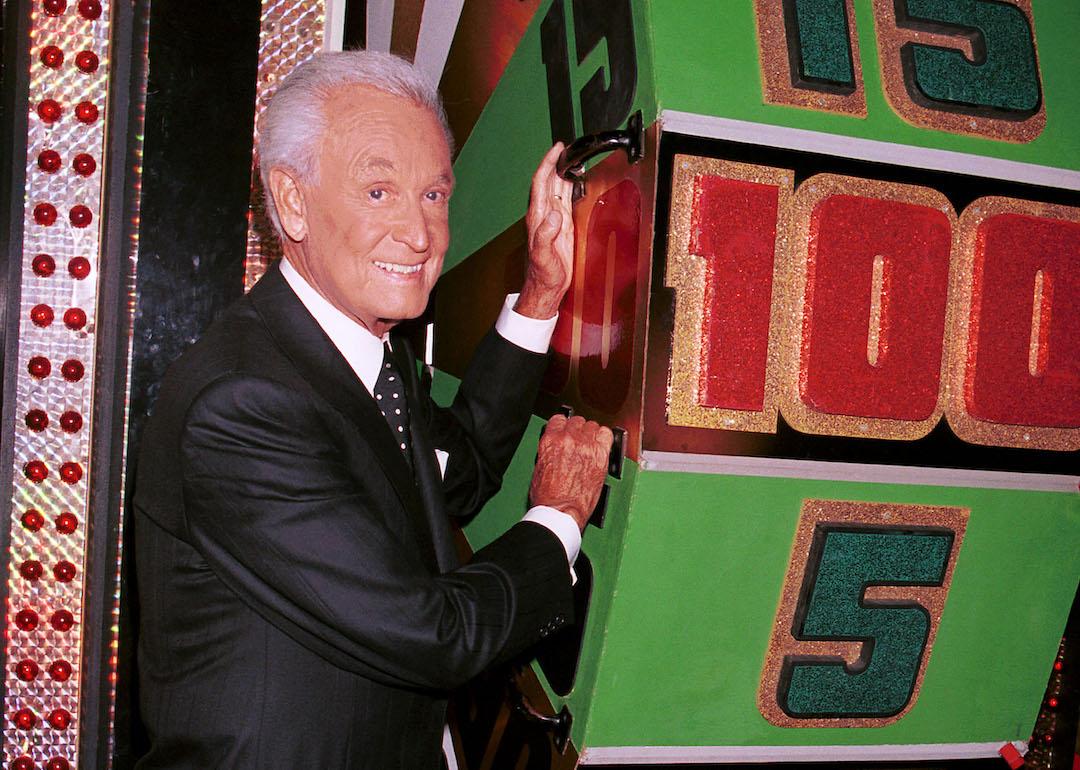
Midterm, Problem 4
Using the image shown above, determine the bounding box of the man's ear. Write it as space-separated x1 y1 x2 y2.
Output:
268 167 308 242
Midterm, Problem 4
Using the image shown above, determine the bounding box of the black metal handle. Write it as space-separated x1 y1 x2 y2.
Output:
556 111 644 199
512 689 573 755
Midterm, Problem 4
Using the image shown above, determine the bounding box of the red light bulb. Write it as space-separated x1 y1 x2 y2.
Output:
11 756 35 770
59 411 83 433
14 609 39 632
63 308 87 330
50 610 75 632
68 256 92 278
33 203 58 226
37 150 62 173
42 0 67 15
47 660 72 681
56 512 78 534
28 356 51 378
53 561 77 583
72 153 96 176
61 359 84 381
30 304 54 327
77 0 101 19
37 99 62 123
40 45 64 68
21 509 45 531
25 409 49 431
14 660 40 681
13 708 37 731
24 461 48 483
46 759 72 770
19 561 44 581
32 253 56 276
74 101 98 123
75 50 98 73
46 709 72 730
69 205 92 228
59 462 82 484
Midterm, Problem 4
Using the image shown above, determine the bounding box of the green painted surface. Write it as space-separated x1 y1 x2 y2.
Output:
582 472 1080 746
646 0 1080 170
447 0 658 272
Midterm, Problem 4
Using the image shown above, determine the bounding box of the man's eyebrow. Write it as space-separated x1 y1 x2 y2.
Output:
358 157 396 172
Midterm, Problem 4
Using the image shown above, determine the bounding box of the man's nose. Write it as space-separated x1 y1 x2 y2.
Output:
392 198 430 253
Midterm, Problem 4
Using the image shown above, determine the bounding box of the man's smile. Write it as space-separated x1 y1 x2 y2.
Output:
373 260 424 275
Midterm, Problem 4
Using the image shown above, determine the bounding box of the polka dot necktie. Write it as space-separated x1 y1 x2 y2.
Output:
375 342 411 463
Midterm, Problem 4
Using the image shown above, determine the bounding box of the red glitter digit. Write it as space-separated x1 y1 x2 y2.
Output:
692 175 781 412
577 180 641 414
800 193 952 421
965 213 1080 428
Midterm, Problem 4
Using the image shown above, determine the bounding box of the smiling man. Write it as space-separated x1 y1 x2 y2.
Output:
133 51 611 769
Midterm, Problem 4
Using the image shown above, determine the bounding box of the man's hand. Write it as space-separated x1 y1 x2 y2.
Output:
529 415 614 532
515 143 576 320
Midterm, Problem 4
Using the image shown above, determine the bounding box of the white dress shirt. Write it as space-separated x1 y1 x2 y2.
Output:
278 258 581 570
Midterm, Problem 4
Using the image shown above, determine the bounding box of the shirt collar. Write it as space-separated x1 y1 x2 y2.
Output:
279 257 385 395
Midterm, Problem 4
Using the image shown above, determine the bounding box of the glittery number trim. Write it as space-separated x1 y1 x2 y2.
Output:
753 0 867 116
665 155 794 434
871 0 1045 142
946 197 1080 450
758 499 968 728
780 174 957 441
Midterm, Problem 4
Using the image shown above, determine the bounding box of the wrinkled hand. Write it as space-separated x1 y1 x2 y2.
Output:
515 143 575 320
529 415 613 532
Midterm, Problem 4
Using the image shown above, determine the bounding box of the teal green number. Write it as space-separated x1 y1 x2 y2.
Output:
787 0 856 91
899 0 1041 113
780 528 953 718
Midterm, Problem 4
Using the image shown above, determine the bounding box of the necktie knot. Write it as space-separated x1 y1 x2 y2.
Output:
375 342 411 462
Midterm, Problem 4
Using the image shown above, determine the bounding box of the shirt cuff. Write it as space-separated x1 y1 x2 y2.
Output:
522 505 580 583
495 294 558 354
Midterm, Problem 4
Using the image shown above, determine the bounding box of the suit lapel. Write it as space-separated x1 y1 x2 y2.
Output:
391 337 460 573
249 264 423 518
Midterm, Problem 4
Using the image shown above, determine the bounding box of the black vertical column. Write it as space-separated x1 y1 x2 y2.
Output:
113 2 262 766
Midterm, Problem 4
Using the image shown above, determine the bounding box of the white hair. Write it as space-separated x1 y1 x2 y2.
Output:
257 50 453 237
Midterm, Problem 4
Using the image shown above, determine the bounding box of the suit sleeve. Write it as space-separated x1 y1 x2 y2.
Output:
180 373 572 692
423 328 551 518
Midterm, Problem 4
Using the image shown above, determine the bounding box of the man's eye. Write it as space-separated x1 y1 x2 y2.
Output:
425 191 446 202
368 189 386 201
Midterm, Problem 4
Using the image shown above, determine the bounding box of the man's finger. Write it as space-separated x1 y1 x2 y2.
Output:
597 426 614 449
546 413 568 430
530 143 564 206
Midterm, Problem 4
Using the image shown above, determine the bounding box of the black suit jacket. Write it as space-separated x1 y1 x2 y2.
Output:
134 263 573 768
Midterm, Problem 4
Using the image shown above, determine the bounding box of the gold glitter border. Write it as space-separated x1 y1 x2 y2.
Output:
870 0 1045 143
946 196 1080 451
752 0 866 117
758 499 969 729
778 173 959 442
664 155 794 433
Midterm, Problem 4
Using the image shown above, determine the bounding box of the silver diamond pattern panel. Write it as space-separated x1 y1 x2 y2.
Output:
5 2 112 767
243 0 327 290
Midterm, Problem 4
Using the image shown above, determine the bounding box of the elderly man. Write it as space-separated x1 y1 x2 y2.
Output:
134 51 611 769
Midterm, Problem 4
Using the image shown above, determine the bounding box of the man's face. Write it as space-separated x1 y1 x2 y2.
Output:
283 84 453 335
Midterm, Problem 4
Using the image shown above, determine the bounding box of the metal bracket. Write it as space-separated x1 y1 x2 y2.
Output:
513 693 573 755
